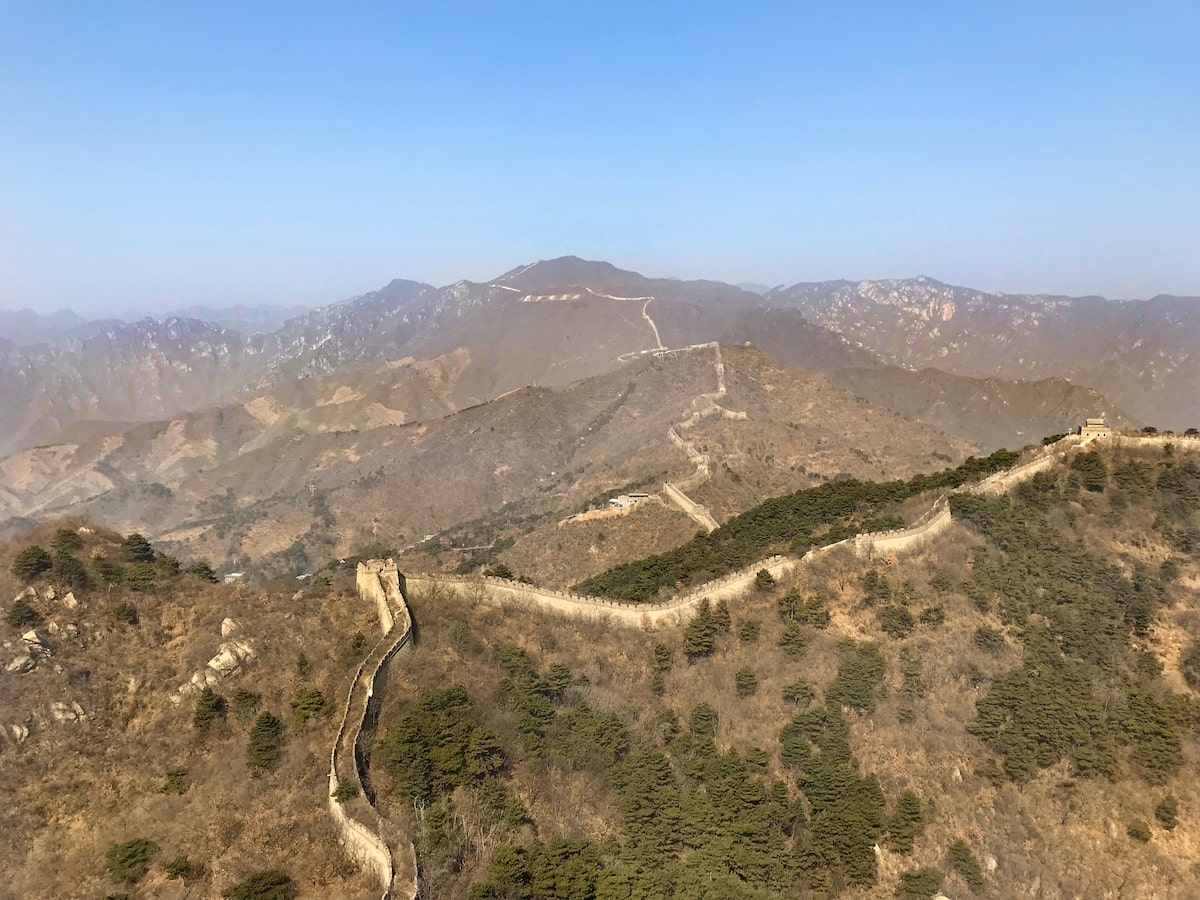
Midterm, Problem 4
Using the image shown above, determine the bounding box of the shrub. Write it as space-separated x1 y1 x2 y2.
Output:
1155 795 1179 830
332 780 359 803
232 688 261 721
165 855 191 879
246 712 285 772
754 568 776 590
6 597 40 628
11 546 52 581
738 620 761 643
105 837 158 883
186 561 219 582
1127 819 1152 842
221 870 297 900
949 839 985 890
289 687 326 729
112 601 139 626
649 671 666 696
483 563 514 580
880 605 915 639
918 604 945 627
161 769 188 795
782 679 815 707
734 668 758 698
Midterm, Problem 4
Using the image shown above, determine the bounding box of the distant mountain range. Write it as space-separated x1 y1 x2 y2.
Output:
0 257 1192 462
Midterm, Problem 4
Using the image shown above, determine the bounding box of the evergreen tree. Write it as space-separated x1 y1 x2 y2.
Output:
246 712 285 772
11 546 52 581
887 790 925 853
949 840 985 890
193 687 227 732
122 533 155 563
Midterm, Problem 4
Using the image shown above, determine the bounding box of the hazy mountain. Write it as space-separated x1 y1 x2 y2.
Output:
0 259 1192 459
161 302 314 334
0 308 88 345
828 365 1135 450
766 277 1200 428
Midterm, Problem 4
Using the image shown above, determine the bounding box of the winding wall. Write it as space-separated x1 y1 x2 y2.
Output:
403 431 1177 628
326 560 419 899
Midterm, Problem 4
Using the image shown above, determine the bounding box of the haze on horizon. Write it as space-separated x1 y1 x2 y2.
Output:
1 1 1197 316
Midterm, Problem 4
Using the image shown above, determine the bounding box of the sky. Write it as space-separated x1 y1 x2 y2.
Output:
1 1 1198 314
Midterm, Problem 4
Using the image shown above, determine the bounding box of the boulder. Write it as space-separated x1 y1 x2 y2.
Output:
21 630 47 652
47 622 61 635
220 617 241 638
5 653 34 674
207 639 256 677
42 586 56 601
14 587 36 603
9 723 29 743
61 592 78 610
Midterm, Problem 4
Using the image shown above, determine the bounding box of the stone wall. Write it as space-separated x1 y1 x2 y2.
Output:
853 500 952 559
328 560 418 899
406 554 795 628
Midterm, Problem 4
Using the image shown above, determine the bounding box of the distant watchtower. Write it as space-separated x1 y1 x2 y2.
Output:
1080 417 1111 438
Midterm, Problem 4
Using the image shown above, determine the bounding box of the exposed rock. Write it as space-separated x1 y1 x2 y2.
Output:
950 765 962 784
61 591 78 610
6 653 34 674
47 622 60 635
42 586 55 602
14 587 36 603
984 854 997 874
207 638 256 677
220 617 241 638
9 723 29 743
21 630 47 652
64 624 79 638
49 701 79 722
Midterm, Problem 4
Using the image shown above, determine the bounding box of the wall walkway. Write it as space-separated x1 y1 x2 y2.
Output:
326 560 419 899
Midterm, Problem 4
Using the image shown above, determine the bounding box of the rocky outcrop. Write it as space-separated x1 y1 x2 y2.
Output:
169 617 257 705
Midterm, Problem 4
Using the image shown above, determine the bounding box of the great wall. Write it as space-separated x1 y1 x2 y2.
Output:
327 560 419 899
334 368 1200 895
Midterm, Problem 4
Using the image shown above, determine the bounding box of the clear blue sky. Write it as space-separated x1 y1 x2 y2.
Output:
1 1 1197 313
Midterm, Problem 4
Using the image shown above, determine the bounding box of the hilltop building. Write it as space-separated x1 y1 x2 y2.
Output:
1080 417 1111 438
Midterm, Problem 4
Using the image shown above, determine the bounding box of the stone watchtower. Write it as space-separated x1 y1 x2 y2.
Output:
1080 417 1111 438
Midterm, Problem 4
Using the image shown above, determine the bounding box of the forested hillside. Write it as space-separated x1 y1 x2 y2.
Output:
375 441 1200 898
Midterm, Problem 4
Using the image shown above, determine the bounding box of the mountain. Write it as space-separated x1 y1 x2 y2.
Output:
766 277 1200 428
1 259 1190 461
0 308 89 345
0 259 864 457
0 345 975 576
160 302 314 335
828 366 1136 450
